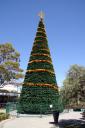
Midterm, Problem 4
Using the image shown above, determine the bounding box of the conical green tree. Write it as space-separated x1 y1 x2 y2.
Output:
19 16 59 114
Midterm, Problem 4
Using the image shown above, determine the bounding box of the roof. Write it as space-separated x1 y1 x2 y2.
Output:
0 83 22 93
0 84 17 92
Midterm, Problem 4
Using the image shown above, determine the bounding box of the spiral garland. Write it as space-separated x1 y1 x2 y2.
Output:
31 53 50 58
27 69 54 74
36 31 46 34
38 27 45 30
34 39 47 43
28 59 52 64
23 82 58 91
35 36 47 39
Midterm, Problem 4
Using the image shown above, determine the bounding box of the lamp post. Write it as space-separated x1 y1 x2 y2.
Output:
49 104 53 114
40 104 42 118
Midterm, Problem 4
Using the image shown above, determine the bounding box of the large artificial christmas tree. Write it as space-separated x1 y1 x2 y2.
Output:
19 13 59 114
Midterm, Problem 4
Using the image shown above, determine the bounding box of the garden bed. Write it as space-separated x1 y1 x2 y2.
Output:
0 112 9 122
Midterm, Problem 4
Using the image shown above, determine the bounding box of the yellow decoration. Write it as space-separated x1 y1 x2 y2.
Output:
32 48 50 53
27 69 54 74
39 49 49 52
23 82 58 91
31 53 50 58
37 31 46 34
38 11 45 19
35 36 47 39
34 39 47 43
38 27 45 30
28 60 52 64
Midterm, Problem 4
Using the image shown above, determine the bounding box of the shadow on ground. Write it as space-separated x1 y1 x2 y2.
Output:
50 119 85 128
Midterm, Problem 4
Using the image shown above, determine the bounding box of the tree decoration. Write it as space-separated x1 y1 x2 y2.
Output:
19 13 59 114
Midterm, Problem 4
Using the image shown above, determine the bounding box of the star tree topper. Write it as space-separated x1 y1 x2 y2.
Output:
38 11 45 20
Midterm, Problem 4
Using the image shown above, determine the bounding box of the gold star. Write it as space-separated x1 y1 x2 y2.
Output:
38 11 45 19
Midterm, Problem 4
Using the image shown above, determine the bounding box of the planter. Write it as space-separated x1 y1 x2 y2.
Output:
53 111 59 124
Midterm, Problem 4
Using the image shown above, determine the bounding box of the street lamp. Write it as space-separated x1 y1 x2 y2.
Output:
49 104 53 113
50 104 53 109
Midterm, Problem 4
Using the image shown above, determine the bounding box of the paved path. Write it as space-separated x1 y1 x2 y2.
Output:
0 112 84 128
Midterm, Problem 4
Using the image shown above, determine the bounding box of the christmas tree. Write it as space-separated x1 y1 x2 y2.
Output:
19 12 59 114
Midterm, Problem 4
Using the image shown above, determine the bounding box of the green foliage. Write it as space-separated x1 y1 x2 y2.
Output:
30 55 51 61
19 19 59 114
36 32 47 37
31 48 50 54
24 72 56 84
60 64 85 108
27 62 54 70
37 27 45 32
0 43 24 84
19 85 59 114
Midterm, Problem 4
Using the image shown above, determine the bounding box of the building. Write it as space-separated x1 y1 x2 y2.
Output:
0 82 22 105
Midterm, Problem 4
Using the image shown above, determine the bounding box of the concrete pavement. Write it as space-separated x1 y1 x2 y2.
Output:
0 112 83 128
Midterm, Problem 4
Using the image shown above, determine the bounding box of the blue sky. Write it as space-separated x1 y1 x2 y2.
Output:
0 0 85 86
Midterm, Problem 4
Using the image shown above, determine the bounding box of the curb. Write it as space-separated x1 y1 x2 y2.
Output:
0 117 16 128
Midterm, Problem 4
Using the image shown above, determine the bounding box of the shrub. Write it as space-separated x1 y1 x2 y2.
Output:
0 113 9 122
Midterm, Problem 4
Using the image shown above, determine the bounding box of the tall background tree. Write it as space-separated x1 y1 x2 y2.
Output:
0 43 24 85
60 64 85 108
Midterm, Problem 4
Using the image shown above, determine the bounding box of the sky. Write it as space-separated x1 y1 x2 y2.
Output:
0 0 85 86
